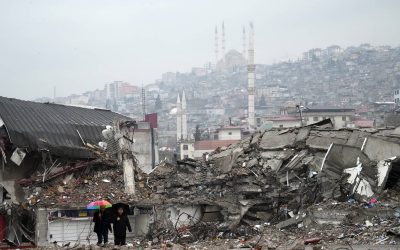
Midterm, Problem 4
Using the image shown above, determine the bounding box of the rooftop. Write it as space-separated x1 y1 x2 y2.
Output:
194 140 238 150
0 96 132 158
266 115 302 121
302 107 355 113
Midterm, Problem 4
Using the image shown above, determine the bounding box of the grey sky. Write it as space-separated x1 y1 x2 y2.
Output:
1 0 399 100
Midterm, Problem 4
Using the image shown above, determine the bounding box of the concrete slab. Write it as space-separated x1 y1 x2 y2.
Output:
346 130 369 147
306 136 347 150
265 159 283 171
275 213 307 229
296 127 311 142
260 150 294 160
260 133 296 150
364 136 400 161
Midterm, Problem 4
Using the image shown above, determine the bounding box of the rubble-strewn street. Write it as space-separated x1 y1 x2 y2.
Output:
19 121 400 249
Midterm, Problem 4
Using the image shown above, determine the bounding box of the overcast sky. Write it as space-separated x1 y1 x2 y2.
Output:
1 0 400 100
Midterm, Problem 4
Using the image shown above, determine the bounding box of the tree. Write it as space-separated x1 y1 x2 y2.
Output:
155 94 162 111
194 125 202 141
259 94 266 107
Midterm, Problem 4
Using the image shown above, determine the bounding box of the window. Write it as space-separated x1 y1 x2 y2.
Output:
322 117 326 120
279 124 284 128
183 145 188 150
304 117 309 121
183 154 189 159
228 132 232 135
342 116 346 121
313 117 319 122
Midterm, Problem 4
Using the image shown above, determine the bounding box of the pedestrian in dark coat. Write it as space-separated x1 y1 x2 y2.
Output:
93 206 112 246
112 207 132 246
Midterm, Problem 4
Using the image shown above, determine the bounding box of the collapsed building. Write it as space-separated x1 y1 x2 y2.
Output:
3 97 400 248
0 97 160 247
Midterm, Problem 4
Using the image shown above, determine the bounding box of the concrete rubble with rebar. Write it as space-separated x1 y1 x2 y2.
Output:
18 122 400 249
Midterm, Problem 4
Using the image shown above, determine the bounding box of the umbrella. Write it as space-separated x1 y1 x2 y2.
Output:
87 200 112 210
112 203 130 214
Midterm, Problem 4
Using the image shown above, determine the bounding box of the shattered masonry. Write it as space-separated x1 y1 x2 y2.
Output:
24 122 400 248
2 97 400 248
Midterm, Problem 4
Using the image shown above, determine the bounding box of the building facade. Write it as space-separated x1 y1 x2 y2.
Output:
301 108 355 129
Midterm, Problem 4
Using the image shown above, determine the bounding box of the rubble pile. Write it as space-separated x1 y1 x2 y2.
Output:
135 125 400 247
144 127 400 227
24 164 132 207
23 123 400 247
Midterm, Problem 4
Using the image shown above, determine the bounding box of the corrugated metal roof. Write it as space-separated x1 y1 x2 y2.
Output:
0 96 133 158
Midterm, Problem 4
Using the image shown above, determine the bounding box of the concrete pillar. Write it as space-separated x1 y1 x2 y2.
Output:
35 208 48 246
117 126 135 195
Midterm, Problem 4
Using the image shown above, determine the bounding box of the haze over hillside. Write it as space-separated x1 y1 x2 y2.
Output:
1 0 400 100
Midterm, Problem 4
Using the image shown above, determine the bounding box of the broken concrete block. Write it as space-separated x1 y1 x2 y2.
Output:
363 136 400 161
276 213 307 229
346 130 369 147
255 211 273 221
204 205 222 212
260 133 296 150
236 184 262 193
306 130 351 150
212 149 234 173
296 127 311 142
10 148 26 166
309 208 350 225
246 158 258 168
260 150 293 160
306 136 347 150
251 132 262 145
265 159 283 171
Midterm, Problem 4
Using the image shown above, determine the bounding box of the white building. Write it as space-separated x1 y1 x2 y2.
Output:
217 127 242 140
394 89 400 105
180 141 194 159
179 126 242 160
301 108 355 129
264 116 302 128
192 140 238 159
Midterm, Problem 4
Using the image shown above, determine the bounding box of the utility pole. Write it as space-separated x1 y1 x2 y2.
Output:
141 87 146 120
296 105 304 126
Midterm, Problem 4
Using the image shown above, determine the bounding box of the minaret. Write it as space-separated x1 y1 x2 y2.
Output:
242 26 246 62
215 26 219 66
247 22 256 132
176 94 182 141
221 21 226 62
181 90 188 140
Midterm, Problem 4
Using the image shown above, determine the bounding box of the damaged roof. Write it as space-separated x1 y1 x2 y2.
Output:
0 96 132 158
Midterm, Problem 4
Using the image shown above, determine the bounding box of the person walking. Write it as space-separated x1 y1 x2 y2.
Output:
112 207 132 246
93 206 112 246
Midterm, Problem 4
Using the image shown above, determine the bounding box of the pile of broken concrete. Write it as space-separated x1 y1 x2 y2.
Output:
25 124 400 248
139 125 400 247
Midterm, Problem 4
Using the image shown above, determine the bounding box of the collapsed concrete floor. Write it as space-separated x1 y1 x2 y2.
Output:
22 125 400 248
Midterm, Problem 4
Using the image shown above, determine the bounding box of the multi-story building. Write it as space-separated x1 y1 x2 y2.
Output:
394 89 400 105
179 126 242 160
263 115 302 128
217 127 242 140
301 108 355 129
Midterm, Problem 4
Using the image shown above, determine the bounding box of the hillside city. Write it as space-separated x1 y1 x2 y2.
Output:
35 43 400 153
3 1 400 248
